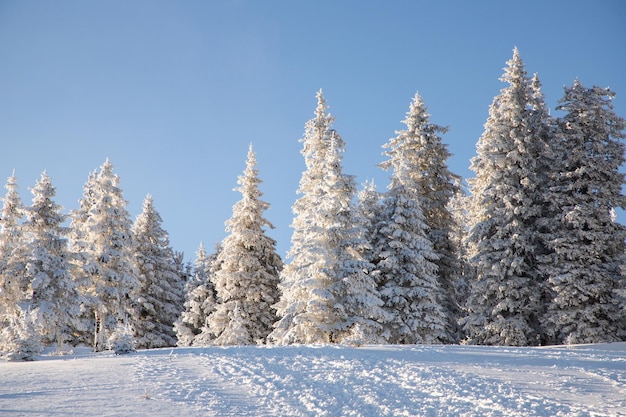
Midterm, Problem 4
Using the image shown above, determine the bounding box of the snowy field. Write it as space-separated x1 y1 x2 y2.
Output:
1 343 625 416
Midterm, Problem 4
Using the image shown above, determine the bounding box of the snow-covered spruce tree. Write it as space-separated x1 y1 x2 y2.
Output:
192 243 223 346
107 322 136 355
132 195 185 349
174 242 219 346
379 92 462 343
208 145 283 345
70 160 140 351
463 49 554 346
324 136 386 345
67 169 99 346
0 173 25 338
270 92 385 345
540 80 626 344
17 172 79 348
1 307 43 361
372 178 447 344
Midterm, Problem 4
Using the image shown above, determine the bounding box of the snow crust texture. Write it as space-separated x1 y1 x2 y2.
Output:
1 343 624 416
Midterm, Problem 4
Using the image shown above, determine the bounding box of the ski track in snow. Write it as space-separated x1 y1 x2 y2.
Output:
0 343 625 416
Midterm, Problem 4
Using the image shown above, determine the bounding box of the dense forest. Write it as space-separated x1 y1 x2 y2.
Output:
1 49 624 360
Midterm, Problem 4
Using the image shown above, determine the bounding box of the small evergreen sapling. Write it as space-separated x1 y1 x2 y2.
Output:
2 308 43 361
107 323 136 355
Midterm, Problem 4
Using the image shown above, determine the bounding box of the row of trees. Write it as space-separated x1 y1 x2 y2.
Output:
1 48 625 359
0 161 187 359
177 48 626 348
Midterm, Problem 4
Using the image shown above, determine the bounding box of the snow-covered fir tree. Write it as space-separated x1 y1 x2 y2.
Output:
379 92 462 343
208 145 282 345
192 243 223 346
20 172 78 348
270 91 384 344
1 173 79 352
463 49 553 346
70 160 140 351
540 80 626 344
323 137 386 345
371 180 447 344
132 194 186 348
66 169 99 346
1 307 43 361
0 173 25 333
174 242 218 346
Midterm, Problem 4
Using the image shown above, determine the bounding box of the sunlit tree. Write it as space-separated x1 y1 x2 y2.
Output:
208 145 282 345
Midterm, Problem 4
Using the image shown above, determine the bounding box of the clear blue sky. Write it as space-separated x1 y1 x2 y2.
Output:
1 0 625 261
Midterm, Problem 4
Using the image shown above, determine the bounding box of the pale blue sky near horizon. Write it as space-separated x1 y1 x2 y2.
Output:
1 0 625 262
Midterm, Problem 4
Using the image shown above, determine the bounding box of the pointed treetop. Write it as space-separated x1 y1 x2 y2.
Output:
501 47 527 86
403 91 432 133
6 171 18 189
101 158 114 175
142 193 154 208
315 89 328 120
246 143 256 165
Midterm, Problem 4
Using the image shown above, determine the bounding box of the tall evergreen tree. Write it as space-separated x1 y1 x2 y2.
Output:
1 173 78 351
324 138 386 345
67 170 99 346
0 173 25 330
192 243 222 346
379 92 461 343
541 80 626 344
70 160 140 351
208 145 282 345
174 242 218 346
463 49 553 346
21 172 78 348
372 180 447 343
133 195 185 348
270 91 384 344
270 91 344 344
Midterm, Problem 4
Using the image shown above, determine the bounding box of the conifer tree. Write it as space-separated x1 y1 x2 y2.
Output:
70 160 140 351
174 242 218 346
463 49 553 346
270 91 384 344
133 195 185 348
541 81 626 344
21 172 78 348
208 145 282 345
379 92 461 342
1 173 78 351
0 173 25 332
270 91 344 344
192 243 222 346
324 138 386 345
1 307 43 361
372 181 447 343
67 170 99 346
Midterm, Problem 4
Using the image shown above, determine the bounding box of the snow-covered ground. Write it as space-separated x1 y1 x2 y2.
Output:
1 343 625 416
